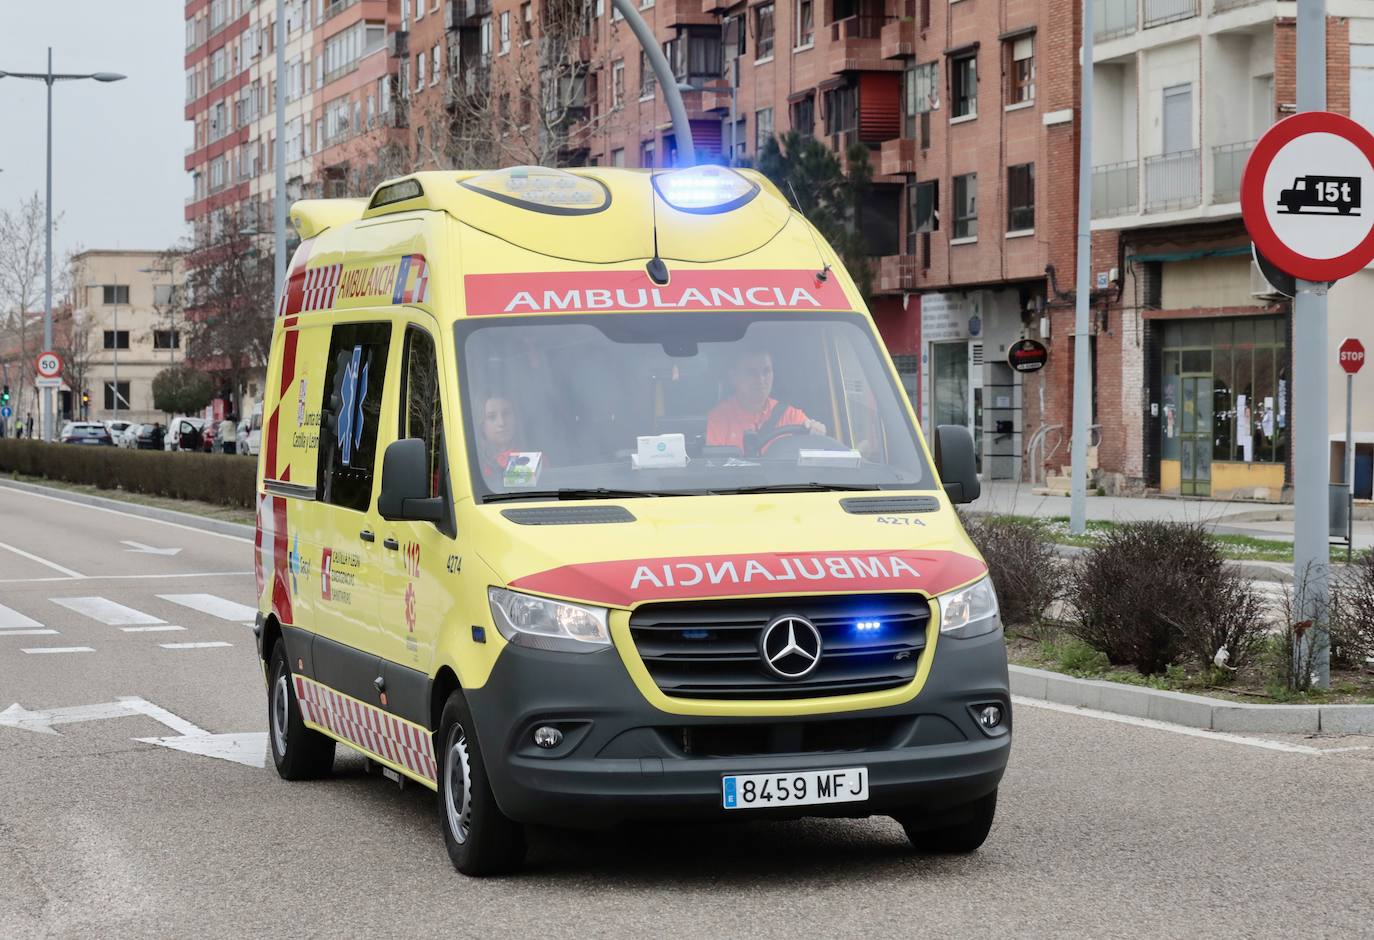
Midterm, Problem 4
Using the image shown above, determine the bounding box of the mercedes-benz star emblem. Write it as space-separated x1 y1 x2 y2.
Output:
759 615 823 680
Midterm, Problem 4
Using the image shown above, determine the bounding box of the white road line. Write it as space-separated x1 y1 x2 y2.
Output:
0 629 60 637
157 593 257 623
0 571 254 585
0 540 85 579
120 625 187 633
1013 696 1372 755
51 596 164 626
159 641 233 650
0 484 252 544
22 646 95 654
0 602 44 630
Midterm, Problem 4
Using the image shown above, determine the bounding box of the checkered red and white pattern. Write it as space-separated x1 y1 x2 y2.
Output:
300 263 343 313
400 255 429 304
294 675 437 783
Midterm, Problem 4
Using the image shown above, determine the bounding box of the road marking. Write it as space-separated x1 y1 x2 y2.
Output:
0 484 252 544
0 540 84 579
120 540 182 556
0 602 44 630
0 571 254 585
156 593 256 623
0 629 60 636
22 646 95 654
159 641 233 650
1013 696 1373 755
51 596 164 625
120 625 186 633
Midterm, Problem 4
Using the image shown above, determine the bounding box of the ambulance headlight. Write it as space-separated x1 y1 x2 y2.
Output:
935 577 1001 639
652 166 759 214
488 587 611 651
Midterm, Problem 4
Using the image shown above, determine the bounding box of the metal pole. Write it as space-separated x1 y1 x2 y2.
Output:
274 0 286 310
1347 371 1355 561
1294 0 1330 687
1069 0 1095 535
611 0 695 166
42 48 54 442
112 284 119 421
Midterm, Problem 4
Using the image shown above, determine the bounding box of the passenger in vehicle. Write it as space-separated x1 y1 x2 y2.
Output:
475 393 529 484
705 348 826 452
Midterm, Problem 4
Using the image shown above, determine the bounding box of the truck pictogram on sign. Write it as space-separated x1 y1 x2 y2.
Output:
1277 176 1361 216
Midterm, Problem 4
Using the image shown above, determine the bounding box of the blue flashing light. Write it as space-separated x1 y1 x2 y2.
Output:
652 166 760 214
682 629 710 640
855 620 884 633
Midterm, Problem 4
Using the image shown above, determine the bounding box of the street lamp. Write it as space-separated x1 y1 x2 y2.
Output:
0 48 125 441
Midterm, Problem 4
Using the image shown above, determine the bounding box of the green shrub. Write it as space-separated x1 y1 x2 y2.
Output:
0 439 255 510
960 514 1061 634
1065 521 1266 675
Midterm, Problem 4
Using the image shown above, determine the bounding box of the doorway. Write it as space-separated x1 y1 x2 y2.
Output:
1179 366 1212 497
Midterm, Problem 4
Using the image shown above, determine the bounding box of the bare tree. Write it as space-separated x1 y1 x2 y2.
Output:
52 250 97 418
0 192 59 416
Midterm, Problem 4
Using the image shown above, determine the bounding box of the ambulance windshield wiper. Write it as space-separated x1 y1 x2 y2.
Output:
482 487 686 503
718 482 881 495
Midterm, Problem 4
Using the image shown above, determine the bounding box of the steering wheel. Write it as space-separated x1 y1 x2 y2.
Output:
755 423 814 456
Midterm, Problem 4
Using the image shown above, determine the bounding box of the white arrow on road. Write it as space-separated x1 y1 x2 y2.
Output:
0 695 266 768
120 540 182 556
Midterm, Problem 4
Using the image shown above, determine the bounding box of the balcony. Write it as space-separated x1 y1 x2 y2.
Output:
880 17 916 60
1143 0 1198 29
878 137 916 177
1144 149 1201 212
877 254 916 294
1094 0 1137 42
828 15 901 74
1092 160 1139 218
1212 139 1254 203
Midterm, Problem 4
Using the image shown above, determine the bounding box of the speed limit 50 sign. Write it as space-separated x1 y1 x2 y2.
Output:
35 350 63 379
1242 111 1374 282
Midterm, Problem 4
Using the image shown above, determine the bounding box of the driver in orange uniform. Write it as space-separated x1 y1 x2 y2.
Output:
706 348 826 450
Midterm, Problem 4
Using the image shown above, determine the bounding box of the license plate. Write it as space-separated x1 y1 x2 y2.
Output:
722 767 868 810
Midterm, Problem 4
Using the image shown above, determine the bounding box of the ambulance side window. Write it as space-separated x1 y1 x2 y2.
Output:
398 326 444 498
317 322 391 512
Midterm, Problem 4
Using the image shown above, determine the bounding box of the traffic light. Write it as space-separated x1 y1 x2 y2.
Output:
81 389 90 406
1 385 9 404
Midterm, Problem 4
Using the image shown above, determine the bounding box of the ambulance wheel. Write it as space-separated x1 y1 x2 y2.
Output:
437 690 526 876
267 641 335 780
895 788 997 854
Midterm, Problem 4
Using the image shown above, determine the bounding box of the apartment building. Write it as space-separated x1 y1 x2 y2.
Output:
1085 0 1374 499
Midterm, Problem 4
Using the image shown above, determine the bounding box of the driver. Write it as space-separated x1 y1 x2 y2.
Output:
706 348 826 451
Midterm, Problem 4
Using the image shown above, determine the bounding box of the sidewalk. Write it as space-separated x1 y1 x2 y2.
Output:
966 480 1374 552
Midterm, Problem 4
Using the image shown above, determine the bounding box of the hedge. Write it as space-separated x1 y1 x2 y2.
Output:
0 439 256 510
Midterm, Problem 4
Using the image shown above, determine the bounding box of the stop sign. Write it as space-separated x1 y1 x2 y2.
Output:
1339 337 1366 374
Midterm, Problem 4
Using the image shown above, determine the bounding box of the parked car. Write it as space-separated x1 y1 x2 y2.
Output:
116 423 143 449
105 420 133 443
60 421 114 445
166 416 209 451
134 423 166 450
240 403 262 457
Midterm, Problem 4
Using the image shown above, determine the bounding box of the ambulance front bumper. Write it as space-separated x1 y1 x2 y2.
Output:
464 629 1011 828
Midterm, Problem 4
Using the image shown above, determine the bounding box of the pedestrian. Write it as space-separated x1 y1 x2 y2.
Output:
219 413 237 455
25 412 33 438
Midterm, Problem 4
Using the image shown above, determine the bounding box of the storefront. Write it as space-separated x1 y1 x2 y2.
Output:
1152 314 1290 499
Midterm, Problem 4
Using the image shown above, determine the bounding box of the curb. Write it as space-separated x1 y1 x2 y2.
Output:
1010 664 1374 734
0 478 255 540
1049 543 1293 583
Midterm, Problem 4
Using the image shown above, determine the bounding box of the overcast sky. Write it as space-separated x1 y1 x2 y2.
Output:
0 1 190 264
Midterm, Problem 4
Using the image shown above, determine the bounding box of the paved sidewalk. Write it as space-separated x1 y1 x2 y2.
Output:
966 480 1374 552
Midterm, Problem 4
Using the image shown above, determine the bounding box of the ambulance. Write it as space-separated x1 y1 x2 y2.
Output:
255 165 1009 876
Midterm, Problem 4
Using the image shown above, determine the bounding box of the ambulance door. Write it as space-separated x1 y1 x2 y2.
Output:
312 317 394 694
378 318 456 701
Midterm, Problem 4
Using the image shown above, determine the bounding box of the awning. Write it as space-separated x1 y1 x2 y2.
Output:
1125 245 1251 263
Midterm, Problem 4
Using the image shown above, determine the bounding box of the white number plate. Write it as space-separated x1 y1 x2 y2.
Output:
722 767 868 810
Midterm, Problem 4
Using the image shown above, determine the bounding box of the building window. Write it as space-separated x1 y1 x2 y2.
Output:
102 285 131 305
908 178 938 254
640 49 656 97
520 1 532 41
104 381 131 411
1007 163 1034 232
822 81 858 137
723 14 746 76
953 173 977 239
795 0 814 48
755 3 775 60
611 147 626 166
154 329 181 350
415 51 426 91
612 59 625 108
791 93 815 137
103 330 131 350
500 11 511 54
755 107 774 151
1007 36 1034 105
641 139 655 167
153 284 176 305
905 61 938 144
666 27 723 87
951 52 977 119
432 43 441 84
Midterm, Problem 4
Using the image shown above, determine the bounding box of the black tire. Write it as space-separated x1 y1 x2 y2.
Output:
436 690 526 876
895 789 997 854
267 640 335 780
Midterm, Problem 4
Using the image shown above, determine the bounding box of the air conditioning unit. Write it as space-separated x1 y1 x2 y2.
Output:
1250 260 1284 299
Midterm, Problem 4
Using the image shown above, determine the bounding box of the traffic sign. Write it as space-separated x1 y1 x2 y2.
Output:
35 350 62 379
34 376 62 389
1339 337 1366 374
0 406 11 419
1241 110 1374 282
1007 339 1048 373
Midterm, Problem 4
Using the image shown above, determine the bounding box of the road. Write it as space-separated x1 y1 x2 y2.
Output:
1 484 1372 938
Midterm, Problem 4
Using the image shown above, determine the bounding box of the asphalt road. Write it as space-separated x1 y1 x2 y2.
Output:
2 484 1372 939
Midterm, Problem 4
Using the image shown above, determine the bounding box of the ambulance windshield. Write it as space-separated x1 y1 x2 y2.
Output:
457 312 935 501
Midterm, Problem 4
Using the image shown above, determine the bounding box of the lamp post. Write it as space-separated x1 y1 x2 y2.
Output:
0 48 125 441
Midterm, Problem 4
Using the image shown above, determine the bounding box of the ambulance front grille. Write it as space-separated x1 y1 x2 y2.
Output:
628 595 929 700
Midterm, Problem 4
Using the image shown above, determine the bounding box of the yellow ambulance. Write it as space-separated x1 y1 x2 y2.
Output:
255 165 1008 876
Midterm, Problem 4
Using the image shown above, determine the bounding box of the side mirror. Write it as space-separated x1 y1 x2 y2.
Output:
933 424 980 505
378 438 445 523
